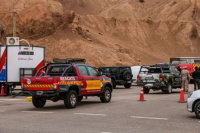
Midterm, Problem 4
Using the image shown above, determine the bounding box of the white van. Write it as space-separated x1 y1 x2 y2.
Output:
131 66 141 83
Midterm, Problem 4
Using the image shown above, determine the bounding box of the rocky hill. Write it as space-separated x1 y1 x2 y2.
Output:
0 0 199 67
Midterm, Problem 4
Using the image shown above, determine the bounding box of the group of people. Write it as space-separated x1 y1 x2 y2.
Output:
178 66 200 93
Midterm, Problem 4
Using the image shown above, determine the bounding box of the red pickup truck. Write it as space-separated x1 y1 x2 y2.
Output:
21 58 112 108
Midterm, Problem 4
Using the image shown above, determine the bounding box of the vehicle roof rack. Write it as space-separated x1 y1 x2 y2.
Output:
53 58 86 64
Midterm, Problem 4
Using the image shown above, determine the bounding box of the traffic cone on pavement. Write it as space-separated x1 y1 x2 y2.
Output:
0 84 5 96
138 86 145 101
178 86 186 103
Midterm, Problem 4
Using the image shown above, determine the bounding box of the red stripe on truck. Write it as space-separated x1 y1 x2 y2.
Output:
0 49 6 72
35 60 44 76
27 88 50 91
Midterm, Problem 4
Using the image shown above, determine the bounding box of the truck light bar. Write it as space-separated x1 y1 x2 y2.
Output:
53 58 86 64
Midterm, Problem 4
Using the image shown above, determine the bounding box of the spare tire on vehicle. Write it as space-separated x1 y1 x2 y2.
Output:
122 71 132 81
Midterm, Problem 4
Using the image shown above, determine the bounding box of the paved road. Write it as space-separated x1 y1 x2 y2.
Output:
0 85 199 133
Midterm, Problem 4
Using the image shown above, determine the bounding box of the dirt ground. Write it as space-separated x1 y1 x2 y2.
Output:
0 0 199 67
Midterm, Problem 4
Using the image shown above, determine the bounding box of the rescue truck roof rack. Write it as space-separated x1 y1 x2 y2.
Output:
53 58 86 64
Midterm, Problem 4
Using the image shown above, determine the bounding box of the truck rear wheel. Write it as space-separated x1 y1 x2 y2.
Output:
32 96 46 108
100 87 111 103
64 90 77 108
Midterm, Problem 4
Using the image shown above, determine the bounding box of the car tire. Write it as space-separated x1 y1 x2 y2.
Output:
124 83 131 88
194 101 200 119
32 96 46 108
111 79 116 89
123 71 132 81
164 83 172 94
64 90 77 108
143 87 150 94
100 87 112 103
78 96 83 102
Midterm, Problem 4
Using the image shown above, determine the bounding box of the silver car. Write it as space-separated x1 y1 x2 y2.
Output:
187 90 200 118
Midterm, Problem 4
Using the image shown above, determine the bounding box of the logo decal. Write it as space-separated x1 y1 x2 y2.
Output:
27 79 31 84
18 51 34 55
60 77 75 81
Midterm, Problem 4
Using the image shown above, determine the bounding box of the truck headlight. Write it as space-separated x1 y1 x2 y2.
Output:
188 92 193 98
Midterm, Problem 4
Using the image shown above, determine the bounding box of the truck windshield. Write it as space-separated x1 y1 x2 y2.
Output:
139 66 149 74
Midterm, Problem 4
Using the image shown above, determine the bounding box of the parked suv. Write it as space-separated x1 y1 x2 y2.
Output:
98 66 133 88
137 64 182 94
21 58 113 109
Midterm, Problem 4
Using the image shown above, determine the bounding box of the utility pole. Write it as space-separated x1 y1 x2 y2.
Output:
13 10 16 37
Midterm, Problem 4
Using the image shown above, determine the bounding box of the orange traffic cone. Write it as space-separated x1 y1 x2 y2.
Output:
138 86 145 101
178 86 186 103
0 84 4 96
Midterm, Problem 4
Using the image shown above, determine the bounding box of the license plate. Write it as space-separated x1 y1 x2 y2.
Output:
145 84 153 87
175 78 181 82
145 77 154 80
127 81 131 83
36 91 43 95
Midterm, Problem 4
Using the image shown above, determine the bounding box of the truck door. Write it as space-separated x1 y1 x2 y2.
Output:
171 66 181 84
87 66 102 94
77 65 91 95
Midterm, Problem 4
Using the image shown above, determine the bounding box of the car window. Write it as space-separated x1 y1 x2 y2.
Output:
171 66 178 74
77 66 89 76
65 67 77 76
162 67 170 73
140 67 149 74
120 67 131 74
88 66 98 76
101 68 110 73
104 68 110 72
110 68 117 73
46 66 69 76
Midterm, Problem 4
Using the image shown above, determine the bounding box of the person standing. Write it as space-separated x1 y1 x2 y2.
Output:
181 66 190 92
192 67 200 90
177 65 182 73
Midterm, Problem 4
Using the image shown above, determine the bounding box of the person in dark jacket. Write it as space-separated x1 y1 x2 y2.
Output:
177 65 182 73
192 67 200 90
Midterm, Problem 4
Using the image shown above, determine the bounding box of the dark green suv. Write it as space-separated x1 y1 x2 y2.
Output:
99 66 133 88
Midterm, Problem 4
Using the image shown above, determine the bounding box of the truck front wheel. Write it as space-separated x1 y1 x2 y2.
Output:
64 90 77 109
164 83 172 94
32 96 46 108
194 101 200 119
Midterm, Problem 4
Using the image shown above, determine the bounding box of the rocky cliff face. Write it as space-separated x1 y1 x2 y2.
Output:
0 0 199 66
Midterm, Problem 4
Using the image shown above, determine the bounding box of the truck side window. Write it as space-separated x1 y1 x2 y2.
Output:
65 67 77 76
110 68 117 73
88 66 98 76
77 66 89 76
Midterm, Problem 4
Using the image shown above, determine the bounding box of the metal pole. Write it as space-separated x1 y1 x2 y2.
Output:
13 10 16 37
